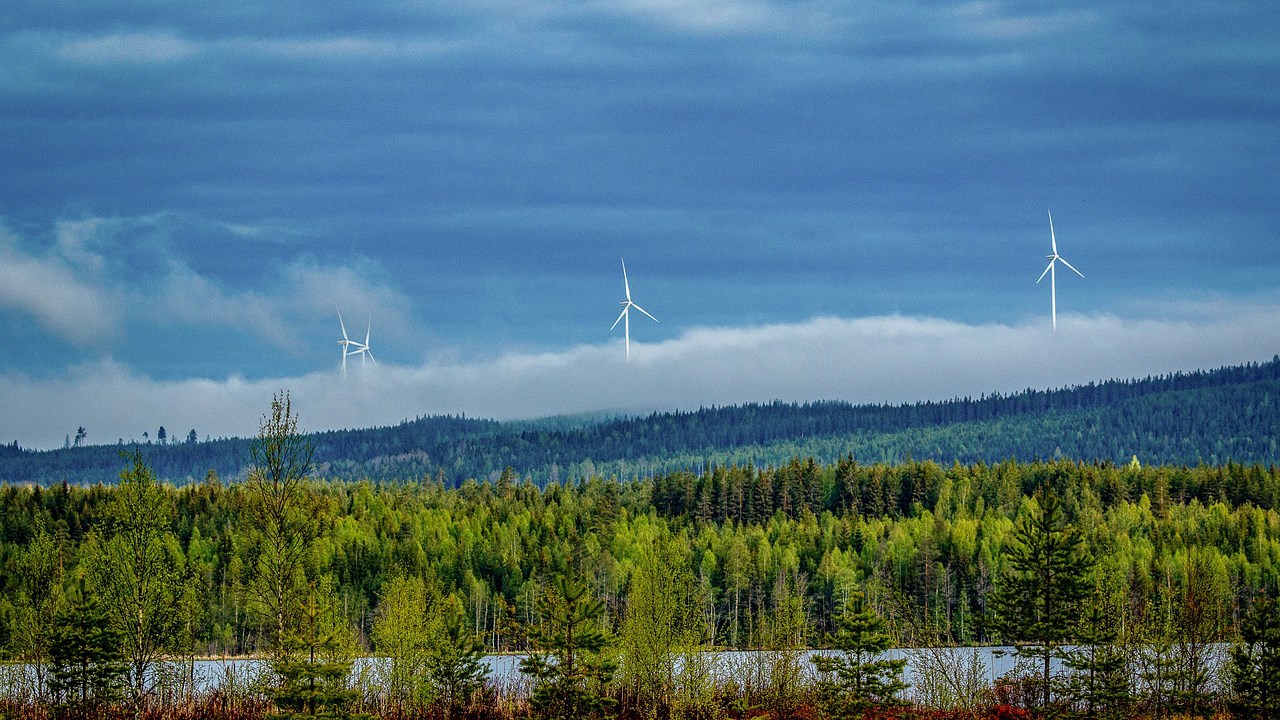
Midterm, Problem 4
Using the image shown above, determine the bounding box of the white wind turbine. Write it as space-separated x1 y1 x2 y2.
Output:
337 313 378 377
1036 210 1084 332
609 258 658 361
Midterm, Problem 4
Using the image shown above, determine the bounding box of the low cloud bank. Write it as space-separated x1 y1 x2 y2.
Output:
3 307 1277 450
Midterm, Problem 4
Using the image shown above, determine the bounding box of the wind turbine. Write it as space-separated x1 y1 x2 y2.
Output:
609 258 658 361
337 313 377 376
1036 210 1084 332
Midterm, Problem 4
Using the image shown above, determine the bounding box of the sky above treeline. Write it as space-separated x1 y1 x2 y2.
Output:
1 2 1278 449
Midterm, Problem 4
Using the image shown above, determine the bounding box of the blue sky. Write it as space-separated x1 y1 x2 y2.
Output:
1 1 1278 448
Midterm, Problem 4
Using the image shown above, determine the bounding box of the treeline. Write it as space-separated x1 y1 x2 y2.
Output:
2 454 1278 656
1 397 1279 718
3 356 1279 487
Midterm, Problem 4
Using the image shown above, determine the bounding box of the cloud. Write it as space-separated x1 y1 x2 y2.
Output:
3 303 1277 450
0 215 417 364
0 226 118 346
58 31 199 65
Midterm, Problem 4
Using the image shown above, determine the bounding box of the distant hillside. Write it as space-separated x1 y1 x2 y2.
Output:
2 356 1278 486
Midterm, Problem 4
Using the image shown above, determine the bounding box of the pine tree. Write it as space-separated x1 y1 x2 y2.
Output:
1228 591 1280 718
268 580 367 720
428 610 490 720
48 577 127 713
519 577 617 720
1063 604 1130 720
994 488 1093 710
812 589 908 715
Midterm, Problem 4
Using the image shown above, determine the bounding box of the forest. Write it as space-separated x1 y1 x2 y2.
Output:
0 393 1278 719
1 356 1278 487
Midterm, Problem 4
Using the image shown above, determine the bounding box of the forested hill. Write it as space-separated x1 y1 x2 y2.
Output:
3 356 1279 486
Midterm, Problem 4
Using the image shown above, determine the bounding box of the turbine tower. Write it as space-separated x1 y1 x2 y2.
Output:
1036 210 1084 331
337 313 377 376
609 258 658 361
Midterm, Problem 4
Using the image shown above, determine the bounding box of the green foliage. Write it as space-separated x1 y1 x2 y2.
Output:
93 448 192 703
268 579 366 720
9 356 1280 486
812 589 908 715
1063 602 1129 720
994 488 1094 709
247 391 319 658
1228 590 1280 718
427 609 490 719
619 530 697 713
520 577 617 720
47 577 127 712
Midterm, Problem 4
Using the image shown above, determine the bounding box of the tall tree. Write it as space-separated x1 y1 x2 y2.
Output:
812 588 908 715
93 449 189 704
618 533 698 714
994 488 1093 709
10 520 64 701
246 391 317 658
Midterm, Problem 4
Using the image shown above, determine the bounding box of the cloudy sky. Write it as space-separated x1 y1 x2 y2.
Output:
1 1 1278 449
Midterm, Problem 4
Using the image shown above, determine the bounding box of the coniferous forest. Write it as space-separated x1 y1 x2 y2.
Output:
1 377 1279 719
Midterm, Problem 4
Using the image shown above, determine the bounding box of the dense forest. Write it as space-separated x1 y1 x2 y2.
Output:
3 356 1279 487
1 391 1278 718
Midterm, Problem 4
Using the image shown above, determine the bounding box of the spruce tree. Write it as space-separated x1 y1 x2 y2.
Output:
48 577 127 713
1228 590 1280 718
812 588 907 715
994 488 1093 710
520 577 617 720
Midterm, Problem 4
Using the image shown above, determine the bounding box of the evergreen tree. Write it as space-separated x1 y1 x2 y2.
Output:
520 577 617 720
428 609 490 720
812 588 908 715
48 577 127 713
1063 604 1130 720
994 488 1093 709
1228 591 1280 719
268 580 366 720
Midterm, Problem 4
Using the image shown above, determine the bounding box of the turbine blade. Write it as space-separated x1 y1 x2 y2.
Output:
622 258 631 301
365 319 371 346
610 307 628 331
632 303 659 323
1059 256 1085 278
338 312 349 341
1048 210 1057 256
1036 260 1054 284
367 350 378 366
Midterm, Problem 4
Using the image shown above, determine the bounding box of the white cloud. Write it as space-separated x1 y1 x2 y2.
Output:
0 227 118 346
3 304 1277 450
58 31 199 65
0 215 416 355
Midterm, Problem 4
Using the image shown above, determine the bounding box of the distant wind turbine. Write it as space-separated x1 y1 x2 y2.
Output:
609 258 658 361
1036 210 1085 332
337 313 378 376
